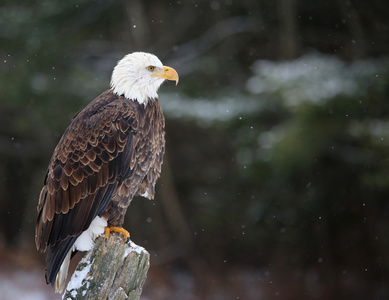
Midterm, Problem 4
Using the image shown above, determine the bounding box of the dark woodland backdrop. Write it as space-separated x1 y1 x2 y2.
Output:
0 0 389 299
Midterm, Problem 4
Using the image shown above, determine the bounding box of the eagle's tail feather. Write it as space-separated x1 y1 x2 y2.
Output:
55 249 71 293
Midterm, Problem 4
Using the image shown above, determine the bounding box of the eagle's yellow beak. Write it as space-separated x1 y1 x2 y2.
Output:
153 66 179 85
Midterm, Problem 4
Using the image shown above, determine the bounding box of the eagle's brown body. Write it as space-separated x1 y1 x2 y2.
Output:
35 89 165 286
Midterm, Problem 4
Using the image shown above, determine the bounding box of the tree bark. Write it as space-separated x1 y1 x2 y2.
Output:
278 0 299 59
62 234 150 300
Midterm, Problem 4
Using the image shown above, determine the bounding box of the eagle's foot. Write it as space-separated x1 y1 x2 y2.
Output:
104 226 130 245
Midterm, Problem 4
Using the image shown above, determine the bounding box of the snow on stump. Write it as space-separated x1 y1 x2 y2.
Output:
63 234 150 300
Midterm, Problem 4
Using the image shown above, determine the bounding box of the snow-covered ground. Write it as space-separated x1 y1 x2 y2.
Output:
0 266 57 300
0 262 265 300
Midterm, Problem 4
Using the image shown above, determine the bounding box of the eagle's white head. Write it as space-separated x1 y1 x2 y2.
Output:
110 52 179 104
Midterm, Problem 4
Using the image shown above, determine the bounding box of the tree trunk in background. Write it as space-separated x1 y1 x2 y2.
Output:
278 0 299 59
337 0 367 58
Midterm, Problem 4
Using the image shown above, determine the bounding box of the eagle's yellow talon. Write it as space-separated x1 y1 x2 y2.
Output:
104 226 130 243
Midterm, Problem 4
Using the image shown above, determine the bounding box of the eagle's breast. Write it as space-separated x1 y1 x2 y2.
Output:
106 96 165 226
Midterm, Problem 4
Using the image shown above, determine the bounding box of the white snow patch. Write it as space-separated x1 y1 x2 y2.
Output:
63 252 93 297
126 240 147 256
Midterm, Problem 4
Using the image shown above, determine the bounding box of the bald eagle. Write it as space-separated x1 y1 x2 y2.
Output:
35 52 179 293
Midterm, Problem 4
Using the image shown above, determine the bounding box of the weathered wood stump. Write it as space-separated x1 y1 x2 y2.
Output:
62 234 150 300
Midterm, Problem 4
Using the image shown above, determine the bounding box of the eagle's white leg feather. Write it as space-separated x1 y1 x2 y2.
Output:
54 215 107 293
74 215 107 251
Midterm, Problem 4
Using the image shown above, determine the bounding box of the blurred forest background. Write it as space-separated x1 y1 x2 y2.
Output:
1 0 389 299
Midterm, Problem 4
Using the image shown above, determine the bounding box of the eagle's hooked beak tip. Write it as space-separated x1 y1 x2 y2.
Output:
155 66 179 85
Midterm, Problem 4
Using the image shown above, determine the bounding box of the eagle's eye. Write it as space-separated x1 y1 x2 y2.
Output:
147 66 155 72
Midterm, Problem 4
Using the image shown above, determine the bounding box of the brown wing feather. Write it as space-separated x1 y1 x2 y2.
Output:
35 90 138 253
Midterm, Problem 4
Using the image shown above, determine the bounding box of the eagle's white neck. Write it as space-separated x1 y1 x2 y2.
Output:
110 53 165 104
110 74 161 104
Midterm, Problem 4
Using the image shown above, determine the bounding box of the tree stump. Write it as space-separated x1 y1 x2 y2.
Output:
62 234 150 300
